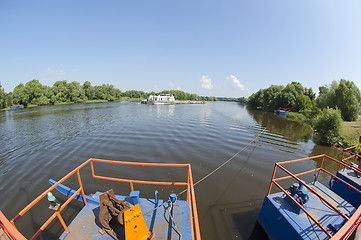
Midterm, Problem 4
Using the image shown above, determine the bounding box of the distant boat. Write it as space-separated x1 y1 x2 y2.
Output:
9 104 24 110
147 94 175 105
274 107 292 114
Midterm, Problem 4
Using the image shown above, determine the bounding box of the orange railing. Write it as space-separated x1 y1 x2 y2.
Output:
339 145 361 171
9 158 201 240
267 154 361 239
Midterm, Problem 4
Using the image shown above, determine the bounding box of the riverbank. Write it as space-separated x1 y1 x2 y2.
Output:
286 111 361 148
342 115 361 147
0 97 144 111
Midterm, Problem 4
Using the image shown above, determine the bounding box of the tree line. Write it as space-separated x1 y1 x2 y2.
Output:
0 79 218 109
217 97 247 103
246 79 361 145
121 89 218 102
247 79 360 121
247 82 316 113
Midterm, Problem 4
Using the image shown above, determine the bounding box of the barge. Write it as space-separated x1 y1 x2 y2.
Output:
258 145 361 240
146 94 175 105
0 159 201 240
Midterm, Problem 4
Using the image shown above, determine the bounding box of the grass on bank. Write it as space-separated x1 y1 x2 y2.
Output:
287 110 361 148
285 112 308 122
342 116 361 147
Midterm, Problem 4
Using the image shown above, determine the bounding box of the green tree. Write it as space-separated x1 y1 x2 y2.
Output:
247 89 265 109
316 81 338 109
295 95 313 111
83 81 95 100
12 83 29 106
123 90 146 99
67 81 86 103
248 82 315 112
273 82 304 110
313 108 342 146
5 92 13 107
37 95 50 105
24 79 44 104
263 85 284 111
335 79 361 121
190 93 199 100
316 79 361 121
52 80 70 103
112 88 122 99
237 97 247 103
0 88 7 109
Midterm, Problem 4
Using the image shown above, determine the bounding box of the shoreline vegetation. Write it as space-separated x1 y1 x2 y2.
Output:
287 111 361 151
247 79 361 149
0 79 222 111
0 80 247 112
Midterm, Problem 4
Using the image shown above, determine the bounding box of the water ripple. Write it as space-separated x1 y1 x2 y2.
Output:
0 102 318 239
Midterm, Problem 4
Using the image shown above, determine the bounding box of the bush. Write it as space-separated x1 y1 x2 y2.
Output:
313 108 342 146
286 112 308 121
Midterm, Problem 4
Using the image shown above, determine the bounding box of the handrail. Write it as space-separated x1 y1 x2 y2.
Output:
276 163 349 221
9 158 201 240
339 145 361 170
272 181 332 238
267 154 361 239
0 211 27 240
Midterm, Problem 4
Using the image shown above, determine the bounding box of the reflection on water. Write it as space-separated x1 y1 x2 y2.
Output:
0 102 348 239
247 108 313 143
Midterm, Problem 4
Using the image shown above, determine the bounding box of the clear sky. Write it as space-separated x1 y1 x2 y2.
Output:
1 0 361 98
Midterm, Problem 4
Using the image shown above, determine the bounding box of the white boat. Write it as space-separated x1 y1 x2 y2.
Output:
147 94 175 105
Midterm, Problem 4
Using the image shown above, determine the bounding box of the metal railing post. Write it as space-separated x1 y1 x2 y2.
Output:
77 170 87 205
56 211 69 233
316 155 325 182
267 165 277 196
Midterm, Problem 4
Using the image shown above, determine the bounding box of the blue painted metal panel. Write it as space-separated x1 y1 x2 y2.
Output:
258 182 354 240
49 179 99 205
50 180 192 239
331 168 361 208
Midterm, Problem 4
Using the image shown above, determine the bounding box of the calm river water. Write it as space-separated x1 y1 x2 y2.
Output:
0 102 343 239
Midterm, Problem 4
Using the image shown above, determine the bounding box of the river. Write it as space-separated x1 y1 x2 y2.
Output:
0 102 344 239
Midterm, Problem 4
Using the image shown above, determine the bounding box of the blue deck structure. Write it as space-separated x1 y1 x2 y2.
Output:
258 182 354 240
257 152 361 240
331 165 361 208
59 192 191 240
2 158 201 240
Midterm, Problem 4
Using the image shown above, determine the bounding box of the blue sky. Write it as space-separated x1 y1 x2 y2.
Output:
1 1 361 98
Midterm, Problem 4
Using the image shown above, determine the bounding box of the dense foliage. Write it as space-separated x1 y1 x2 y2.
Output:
247 79 361 122
247 82 315 112
0 79 217 109
8 80 122 106
246 79 360 146
217 97 246 103
316 80 361 121
120 89 217 101
313 108 343 146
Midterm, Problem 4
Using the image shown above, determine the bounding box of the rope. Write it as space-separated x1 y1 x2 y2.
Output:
143 200 170 216
179 128 265 196
144 128 265 217
164 199 182 240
